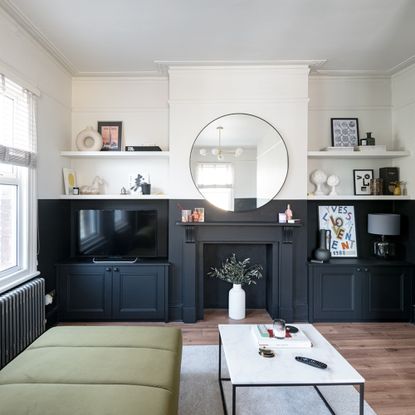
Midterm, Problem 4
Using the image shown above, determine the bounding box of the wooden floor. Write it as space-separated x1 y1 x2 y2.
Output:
64 309 415 415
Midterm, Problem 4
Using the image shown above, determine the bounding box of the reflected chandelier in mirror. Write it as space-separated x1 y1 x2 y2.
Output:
189 113 289 212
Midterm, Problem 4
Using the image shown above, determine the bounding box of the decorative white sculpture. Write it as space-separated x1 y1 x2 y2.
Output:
80 176 105 195
327 174 340 196
310 169 327 195
76 126 103 151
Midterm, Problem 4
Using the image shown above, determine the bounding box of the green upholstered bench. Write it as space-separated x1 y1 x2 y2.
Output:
0 326 182 415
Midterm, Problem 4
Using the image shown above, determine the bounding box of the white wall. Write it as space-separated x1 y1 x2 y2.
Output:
168 66 309 199
308 75 395 196
392 64 415 197
71 77 169 194
0 9 72 199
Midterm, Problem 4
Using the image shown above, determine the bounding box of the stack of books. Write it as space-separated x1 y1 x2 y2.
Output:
251 324 312 349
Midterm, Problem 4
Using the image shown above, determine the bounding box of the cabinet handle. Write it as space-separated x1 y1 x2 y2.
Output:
364 268 368 272
356 268 361 272
105 267 111 272
113 267 119 272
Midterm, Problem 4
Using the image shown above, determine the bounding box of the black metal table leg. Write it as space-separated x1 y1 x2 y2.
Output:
360 383 365 415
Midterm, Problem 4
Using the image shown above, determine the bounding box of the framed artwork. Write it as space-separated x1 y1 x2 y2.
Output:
331 118 359 147
318 205 357 257
353 169 374 195
98 121 122 151
63 168 77 195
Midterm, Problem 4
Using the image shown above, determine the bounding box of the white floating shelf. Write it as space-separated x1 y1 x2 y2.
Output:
60 151 170 158
307 150 410 159
307 195 410 200
60 194 169 200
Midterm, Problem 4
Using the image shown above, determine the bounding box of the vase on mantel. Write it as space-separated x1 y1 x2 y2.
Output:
228 284 246 320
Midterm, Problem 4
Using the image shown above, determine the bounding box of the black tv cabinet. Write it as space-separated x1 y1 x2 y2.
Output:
57 261 169 322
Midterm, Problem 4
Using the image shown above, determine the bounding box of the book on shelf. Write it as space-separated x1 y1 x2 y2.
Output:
251 324 312 349
322 146 354 152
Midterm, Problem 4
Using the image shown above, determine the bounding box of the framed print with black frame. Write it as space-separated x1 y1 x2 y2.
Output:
353 169 374 195
98 121 123 151
331 118 359 147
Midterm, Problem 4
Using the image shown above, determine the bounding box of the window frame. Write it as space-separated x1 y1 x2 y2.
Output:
0 77 38 294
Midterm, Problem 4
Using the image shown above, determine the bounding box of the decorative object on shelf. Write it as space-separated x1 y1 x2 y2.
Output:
360 132 376 146
125 145 161 151
80 176 105 195
379 167 399 195
120 186 129 195
199 126 244 161
318 205 357 257
331 118 359 147
207 254 263 320
391 181 402 195
310 169 327 195
72 187 80 196
368 213 400 258
76 126 103 151
278 213 287 223
285 204 293 221
181 210 192 222
326 175 340 196
193 208 205 222
98 121 122 151
62 168 77 195
353 169 374 195
370 178 383 195
130 174 144 194
313 229 331 262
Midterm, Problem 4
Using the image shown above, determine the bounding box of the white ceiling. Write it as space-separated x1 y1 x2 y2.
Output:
2 0 415 75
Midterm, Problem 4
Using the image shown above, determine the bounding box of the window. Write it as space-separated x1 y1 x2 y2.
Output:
0 74 38 293
196 163 234 210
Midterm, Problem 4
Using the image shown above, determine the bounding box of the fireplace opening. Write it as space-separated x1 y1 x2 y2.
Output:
203 243 270 309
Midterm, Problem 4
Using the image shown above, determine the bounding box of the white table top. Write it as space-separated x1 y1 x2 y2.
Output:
218 324 364 385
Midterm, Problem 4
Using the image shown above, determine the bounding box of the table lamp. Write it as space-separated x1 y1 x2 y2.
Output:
367 213 400 258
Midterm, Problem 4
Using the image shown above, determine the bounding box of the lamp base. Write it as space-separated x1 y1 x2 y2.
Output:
374 241 396 258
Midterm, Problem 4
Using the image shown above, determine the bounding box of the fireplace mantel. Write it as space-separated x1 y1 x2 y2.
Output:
176 221 302 323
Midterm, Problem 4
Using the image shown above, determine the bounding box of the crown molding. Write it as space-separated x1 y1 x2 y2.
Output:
0 0 77 74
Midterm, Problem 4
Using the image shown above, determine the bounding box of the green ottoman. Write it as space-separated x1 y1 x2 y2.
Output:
0 326 182 415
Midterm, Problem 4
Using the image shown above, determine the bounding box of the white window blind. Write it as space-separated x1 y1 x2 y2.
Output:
0 74 37 168
196 163 233 188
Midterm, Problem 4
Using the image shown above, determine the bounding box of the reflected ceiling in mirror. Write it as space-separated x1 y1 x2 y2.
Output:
190 113 288 212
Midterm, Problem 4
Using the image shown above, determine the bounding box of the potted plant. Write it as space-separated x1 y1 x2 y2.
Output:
207 253 263 320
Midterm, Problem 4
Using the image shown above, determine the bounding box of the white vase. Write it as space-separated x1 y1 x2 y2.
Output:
228 284 246 320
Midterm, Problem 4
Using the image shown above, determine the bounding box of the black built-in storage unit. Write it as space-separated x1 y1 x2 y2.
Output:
57 261 169 321
309 259 413 322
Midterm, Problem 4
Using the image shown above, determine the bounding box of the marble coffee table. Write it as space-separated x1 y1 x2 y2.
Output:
218 324 365 415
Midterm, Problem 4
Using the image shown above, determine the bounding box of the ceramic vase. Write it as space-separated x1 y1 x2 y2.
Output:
314 229 331 262
228 284 245 320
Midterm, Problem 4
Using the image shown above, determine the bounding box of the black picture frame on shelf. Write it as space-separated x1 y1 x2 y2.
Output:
331 118 359 147
353 169 374 195
98 121 123 151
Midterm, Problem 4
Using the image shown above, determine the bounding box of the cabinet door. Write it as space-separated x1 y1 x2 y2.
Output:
311 266 362 321
58 265 112 320
363 267 411 321
112 265 167 320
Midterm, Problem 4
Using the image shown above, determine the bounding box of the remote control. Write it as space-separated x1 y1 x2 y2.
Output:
295 356 327 369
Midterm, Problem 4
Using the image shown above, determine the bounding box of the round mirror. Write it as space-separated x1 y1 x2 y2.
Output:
190 113 288 212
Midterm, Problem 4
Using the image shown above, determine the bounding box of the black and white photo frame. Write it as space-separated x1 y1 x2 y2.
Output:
353 169 373 195
331 118 359 147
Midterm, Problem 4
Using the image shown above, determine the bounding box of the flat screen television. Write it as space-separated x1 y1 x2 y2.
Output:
76 209 158 258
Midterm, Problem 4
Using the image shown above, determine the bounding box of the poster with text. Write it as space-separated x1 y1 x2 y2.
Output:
318 205 357 257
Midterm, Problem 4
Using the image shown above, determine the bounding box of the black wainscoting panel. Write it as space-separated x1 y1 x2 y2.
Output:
396 200 415 263
38 199 71 293
307 200 400 260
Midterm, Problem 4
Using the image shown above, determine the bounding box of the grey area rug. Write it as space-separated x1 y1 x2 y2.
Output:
179 345 377 415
